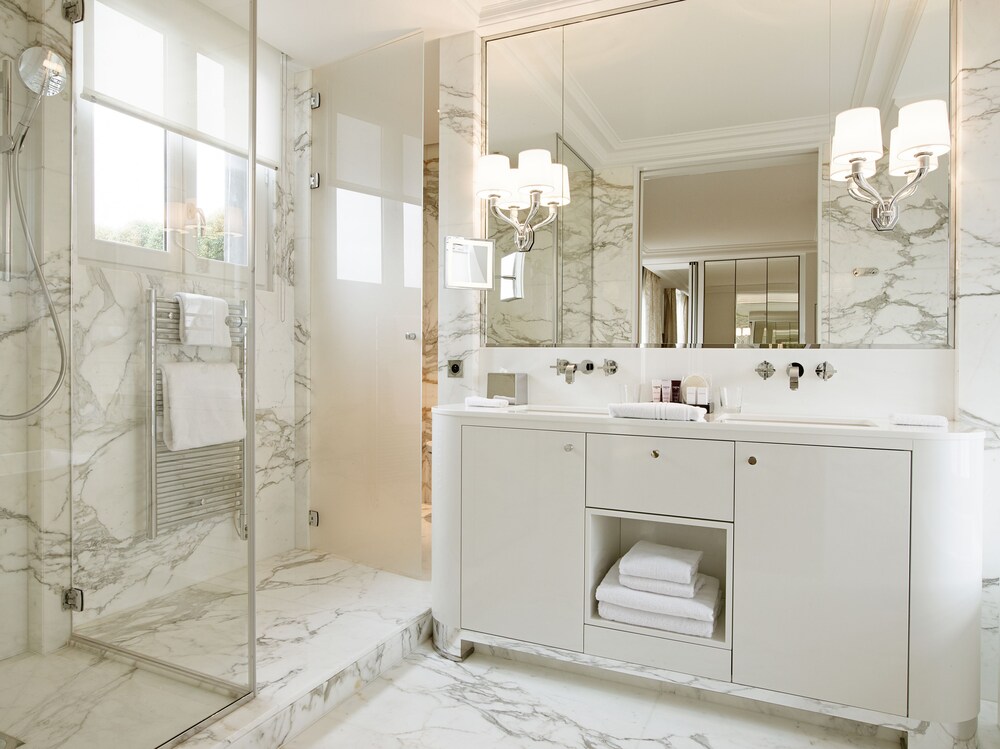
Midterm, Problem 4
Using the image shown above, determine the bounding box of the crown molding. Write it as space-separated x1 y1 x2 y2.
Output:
478 0 671 37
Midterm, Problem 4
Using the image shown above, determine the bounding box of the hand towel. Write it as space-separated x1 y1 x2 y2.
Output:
160 362 245 451
598 601 717 638
619 571 705 598
174 292 232 348
608 402 705 422
619 540 702 584
596 562 720 622
465 396 511 408
890 413 948 428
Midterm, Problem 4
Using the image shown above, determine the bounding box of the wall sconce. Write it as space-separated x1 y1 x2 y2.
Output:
831 99 950 231
475 148 570 252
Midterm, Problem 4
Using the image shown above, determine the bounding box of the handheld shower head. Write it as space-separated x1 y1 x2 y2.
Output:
18 46 67 96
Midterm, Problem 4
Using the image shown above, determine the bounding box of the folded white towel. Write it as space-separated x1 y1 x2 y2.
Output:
890 413 948 428
174 292 232 348
598 601 717 638
597 562 720 622
620 571 705 598
464 396 511 408
619 540 702 584
608 402 705 421
160 362 245 451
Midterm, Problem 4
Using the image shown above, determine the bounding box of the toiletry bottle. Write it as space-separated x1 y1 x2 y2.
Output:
652 379 662 402
685 387 697 405
671 380 682 403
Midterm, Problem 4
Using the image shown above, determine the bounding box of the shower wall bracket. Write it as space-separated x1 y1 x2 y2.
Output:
62 0 84 23
62 587 84 612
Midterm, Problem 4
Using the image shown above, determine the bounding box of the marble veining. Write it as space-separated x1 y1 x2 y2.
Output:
422 146 439 508
284 640 900 749
591 166 635 345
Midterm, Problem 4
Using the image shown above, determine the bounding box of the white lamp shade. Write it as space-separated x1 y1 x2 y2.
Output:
832 107 884 162
889 126 940 176
476 154 512 200
516 149 554 194
541 164 571 206
895 99 951 159
496 168 531 210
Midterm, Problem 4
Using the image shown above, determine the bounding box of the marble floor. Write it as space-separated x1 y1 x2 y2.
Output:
284 641 911 749
0 646 236 748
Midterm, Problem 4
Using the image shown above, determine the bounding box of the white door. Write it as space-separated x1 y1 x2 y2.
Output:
462 426 585 651
732 442 910 715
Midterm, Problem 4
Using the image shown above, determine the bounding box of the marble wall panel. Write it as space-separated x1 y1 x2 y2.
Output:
422 145 439 507
437 33 485 407
591 166 635 345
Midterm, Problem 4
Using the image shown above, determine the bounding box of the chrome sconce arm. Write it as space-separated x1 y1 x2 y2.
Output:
846 155 932 232
487 192 558 253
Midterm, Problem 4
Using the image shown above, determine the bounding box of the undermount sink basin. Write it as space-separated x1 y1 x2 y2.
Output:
712 413 879 428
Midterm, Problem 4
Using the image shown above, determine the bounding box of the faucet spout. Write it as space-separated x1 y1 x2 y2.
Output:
787 362 804 391
563 363 577 384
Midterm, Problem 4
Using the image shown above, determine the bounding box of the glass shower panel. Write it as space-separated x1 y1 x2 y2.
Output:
310 33 424 578
70 0 256 743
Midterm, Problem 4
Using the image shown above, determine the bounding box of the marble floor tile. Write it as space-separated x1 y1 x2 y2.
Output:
283 642 901 749
0 646 235 749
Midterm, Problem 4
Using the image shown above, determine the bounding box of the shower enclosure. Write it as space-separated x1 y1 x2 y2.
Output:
0 0 258 746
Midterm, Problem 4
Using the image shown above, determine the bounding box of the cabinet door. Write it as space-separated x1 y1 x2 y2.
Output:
732 443 910 715
461 426 585 651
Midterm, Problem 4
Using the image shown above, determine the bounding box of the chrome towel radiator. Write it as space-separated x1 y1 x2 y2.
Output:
147 290 249 539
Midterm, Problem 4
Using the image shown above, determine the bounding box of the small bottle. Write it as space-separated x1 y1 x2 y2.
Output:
671 380 682 403
697 387 709 406
686 387 697 404
652 379 663 402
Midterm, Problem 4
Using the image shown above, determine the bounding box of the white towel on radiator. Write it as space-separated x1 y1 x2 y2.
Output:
619 540 702 584
619 571 705 598
597 601 717 638
160 362 245 451
596 561 720 622
608 402 705 421
174 292 232 348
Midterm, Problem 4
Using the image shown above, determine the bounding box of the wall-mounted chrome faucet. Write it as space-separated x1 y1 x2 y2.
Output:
787 362 804 390
551 358 578 384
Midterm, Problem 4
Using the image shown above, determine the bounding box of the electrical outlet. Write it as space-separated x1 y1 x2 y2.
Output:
308 510 320 527
447 359 464 378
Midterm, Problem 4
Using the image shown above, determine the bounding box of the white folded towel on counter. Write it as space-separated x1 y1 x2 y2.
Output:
608 402 705 422
464 396 511 408
619 540 702 584
597 562 720 622
174 292 232 348
160 362 245 451
619 571 705 598
890 413 948 428
598 601 717 638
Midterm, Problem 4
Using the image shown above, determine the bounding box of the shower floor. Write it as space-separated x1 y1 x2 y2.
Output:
0 645 235 748
1 549 429 749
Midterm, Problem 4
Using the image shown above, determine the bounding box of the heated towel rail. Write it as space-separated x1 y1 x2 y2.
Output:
147 290 249 540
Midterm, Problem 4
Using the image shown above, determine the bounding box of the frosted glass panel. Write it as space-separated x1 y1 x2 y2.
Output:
337 114 382 188
403 202 422 289
336 189 383 284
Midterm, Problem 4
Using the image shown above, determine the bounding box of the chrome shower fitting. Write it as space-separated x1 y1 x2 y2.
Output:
787 362 805 391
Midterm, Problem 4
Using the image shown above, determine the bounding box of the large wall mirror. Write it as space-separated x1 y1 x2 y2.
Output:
483 0 953 348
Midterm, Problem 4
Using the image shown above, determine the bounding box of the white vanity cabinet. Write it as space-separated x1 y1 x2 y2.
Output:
732 442 911 715
432 407 983 741
460 426 586 651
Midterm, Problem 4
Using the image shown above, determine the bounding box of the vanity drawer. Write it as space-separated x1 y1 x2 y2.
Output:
584 625 732 682
586 434 734 520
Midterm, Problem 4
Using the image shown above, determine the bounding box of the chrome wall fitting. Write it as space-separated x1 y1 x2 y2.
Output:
787 362 805 391
755 361 775 380
815 362 837 381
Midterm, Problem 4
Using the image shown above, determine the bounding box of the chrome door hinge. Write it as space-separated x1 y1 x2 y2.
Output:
309 92 321 110
309 173 321 189
62 0 84 23
308 510 320 527
62 587 84 612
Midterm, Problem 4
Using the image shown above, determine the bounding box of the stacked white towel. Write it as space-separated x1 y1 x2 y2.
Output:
596 541 721 638
160 362 246 451
608 402 705 422
174 292 232 348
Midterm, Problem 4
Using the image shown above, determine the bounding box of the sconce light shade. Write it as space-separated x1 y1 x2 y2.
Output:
895 99 951 160
832 107 884 163
496 168 531 210
475 154 513 199
888 127 940 176
516 149 554 194
541 163 571 206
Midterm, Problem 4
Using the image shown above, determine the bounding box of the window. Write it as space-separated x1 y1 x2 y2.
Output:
78 0 280 280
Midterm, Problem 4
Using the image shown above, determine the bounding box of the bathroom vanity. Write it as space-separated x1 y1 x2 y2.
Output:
431 405 983 747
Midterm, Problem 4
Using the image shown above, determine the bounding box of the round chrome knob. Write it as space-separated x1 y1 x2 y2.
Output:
651 450 660 459
747 456 757 465
564 444 574 452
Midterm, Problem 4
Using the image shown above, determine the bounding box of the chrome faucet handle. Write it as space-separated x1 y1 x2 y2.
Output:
815 361 837 381
602 359 618 376
550 358 570 375
787 362 804 391
755 361 775 380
